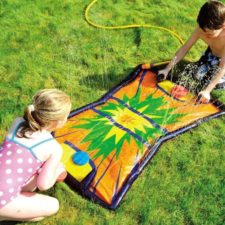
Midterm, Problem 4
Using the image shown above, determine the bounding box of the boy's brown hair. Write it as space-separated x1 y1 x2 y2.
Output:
197 0 225 31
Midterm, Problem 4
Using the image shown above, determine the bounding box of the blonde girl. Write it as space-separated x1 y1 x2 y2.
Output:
0 89 71 222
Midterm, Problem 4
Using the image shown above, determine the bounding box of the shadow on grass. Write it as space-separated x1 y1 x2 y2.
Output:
1 222 22 225
79 60 194 91
79 67 134 91
133 28 142 48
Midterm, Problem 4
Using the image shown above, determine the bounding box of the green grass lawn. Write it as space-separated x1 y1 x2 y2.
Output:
0 0 225 224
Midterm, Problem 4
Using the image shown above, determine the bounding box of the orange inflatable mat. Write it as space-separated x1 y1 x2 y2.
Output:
54 63 225 209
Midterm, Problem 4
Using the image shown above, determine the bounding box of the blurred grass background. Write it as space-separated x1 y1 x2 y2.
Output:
0 0 224 224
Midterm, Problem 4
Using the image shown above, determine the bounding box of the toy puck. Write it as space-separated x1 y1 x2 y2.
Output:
72 151 90 165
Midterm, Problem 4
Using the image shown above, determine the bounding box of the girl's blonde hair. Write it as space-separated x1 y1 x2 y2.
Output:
18 89 71 138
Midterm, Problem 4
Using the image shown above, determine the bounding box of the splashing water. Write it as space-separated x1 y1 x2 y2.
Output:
169 56 177 82
169 63 208 94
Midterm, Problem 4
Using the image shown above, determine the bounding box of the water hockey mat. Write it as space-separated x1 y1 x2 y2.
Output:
54 63 225 209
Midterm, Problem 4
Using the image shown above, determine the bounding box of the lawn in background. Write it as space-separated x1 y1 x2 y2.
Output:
0 0 224 224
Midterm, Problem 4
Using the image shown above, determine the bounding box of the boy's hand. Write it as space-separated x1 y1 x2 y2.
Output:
157 69 169 82
196 90 210 103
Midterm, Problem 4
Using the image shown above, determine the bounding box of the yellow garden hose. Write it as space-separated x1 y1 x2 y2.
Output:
84 0 188 66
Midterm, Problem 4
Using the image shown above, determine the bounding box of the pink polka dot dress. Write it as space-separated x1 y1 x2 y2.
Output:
0 124 51 208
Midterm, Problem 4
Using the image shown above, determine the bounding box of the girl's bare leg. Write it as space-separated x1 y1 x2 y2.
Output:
0 192 59 222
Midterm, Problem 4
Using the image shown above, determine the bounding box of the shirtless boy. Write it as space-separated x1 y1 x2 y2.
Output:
159 0 225 102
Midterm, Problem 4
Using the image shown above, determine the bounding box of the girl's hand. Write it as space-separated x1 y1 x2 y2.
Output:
197 90 211 103
56 163 67 182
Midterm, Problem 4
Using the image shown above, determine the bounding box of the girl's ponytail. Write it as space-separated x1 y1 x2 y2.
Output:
17 89 71 138
17 105 41 138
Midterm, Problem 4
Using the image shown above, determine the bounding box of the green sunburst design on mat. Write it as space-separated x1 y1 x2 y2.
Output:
73 89 184 160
